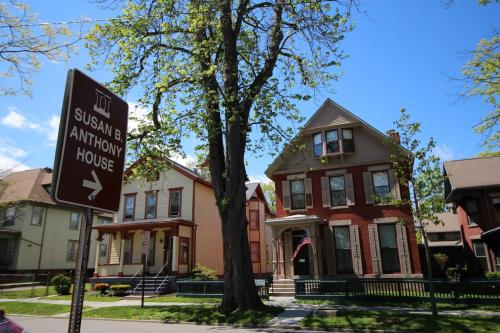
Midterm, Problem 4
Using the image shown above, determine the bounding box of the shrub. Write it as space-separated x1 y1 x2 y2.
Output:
110 284 130 296
192 264 217 281
446 266 466 282
433 253 449 270
485 272 500 281
51 274 72 295
94 283 109 296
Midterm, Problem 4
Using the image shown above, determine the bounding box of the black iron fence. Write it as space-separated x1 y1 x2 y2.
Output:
295 279 500 304
176 279 269 299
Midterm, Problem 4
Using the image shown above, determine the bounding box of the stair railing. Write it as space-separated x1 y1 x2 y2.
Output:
153 260 169 292
131 265 144 295
155 275 169 295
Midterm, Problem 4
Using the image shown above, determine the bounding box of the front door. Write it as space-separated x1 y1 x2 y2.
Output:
292 230 310 276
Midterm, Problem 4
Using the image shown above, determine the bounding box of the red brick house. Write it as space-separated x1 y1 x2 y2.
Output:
265 99 422 279
444 156 500 275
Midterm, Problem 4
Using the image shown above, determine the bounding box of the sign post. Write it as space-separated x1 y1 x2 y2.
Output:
141 231 150 308
52 69 128 333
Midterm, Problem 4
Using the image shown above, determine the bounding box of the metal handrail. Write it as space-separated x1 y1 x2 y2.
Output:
155 275 169 294
131 266 144 295
154 260 169 279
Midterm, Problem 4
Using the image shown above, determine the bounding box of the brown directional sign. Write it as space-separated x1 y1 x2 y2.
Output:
52 69 128 212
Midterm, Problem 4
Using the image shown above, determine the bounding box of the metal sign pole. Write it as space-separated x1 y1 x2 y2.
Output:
68 207 94 333
141 257 146 308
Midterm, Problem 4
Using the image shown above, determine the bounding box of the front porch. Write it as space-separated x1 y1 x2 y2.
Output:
93 220 195 277
266 215 325 279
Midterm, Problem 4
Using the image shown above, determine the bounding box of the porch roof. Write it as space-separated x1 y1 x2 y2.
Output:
481 226 500 242
427 240 463 248
93 219 194 233
265 214 325 226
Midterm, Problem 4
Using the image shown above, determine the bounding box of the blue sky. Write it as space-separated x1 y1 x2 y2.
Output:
0 1 498 181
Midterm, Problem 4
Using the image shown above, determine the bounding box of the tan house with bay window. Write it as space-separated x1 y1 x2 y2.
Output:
93 159 272 277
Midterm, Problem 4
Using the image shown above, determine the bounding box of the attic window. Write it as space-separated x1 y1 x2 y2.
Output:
312 133 322 157
342 128 355 152
326 130 340 154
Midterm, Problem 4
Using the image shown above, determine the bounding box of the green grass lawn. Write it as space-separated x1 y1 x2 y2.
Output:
296 299 500 312
84 305 283 325
0 286 58 299
0 301 71 316
302 310 500 333
146 295 220 303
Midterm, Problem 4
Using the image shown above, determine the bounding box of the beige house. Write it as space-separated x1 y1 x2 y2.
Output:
93 159 273 277
0 168 105 272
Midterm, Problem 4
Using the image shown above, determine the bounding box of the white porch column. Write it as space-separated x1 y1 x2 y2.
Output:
171 236 179 272
119 234 125 276
94 237 102 277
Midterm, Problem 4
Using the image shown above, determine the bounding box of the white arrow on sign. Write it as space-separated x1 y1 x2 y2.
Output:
82 170 103 200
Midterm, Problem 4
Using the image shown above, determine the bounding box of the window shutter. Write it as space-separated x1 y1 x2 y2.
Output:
395 224 411 274
345 173 355 206
321 177 331 208
368 224 382 275
363 172 374 204
349 225 363 275
388 169 401 201
281 181 291 210
304 178 313 208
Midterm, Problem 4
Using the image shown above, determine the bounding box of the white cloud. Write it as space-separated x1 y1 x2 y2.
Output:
170 153 196 167
45 114 60 145
1 107 60 146
433 144 454 161
248 174 271 183
127 101 150 133
0 140 29 172
1 107 40 129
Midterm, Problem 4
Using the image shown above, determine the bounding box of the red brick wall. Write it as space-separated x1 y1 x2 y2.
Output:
273 163 421 275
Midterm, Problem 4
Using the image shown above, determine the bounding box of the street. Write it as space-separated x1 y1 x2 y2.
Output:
12 316 329 333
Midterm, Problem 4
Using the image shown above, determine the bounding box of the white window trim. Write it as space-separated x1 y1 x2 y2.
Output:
329 220 352 226
286 174 306 180
374 217 398 224
368 164 391 171
325 169 347 176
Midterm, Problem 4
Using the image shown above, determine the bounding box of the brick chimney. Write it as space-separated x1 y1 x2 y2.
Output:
387 129 400 144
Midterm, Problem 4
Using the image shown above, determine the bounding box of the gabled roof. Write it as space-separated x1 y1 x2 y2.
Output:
423 212 460 233
0 168 56 206
124 157 212 188
444 156 500 202
266 98 399 177
245 182 274 215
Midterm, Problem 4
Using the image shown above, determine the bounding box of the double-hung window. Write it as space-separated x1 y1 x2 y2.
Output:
249 209 259 230
465 200 480 226
334 227 353 274
4 207 16 226
145 191 157 219
290 180 305 210
124 194 136 220
67 240 78 261
326 130 340 154
342 128 355 152
169 189 182 217
31 206 44 226
69 212 80 230
330 175 347 206
312 133 322 157
473 241 489 272
378 224 400 273
372 171 390 197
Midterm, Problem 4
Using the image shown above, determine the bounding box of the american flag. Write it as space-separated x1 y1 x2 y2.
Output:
291 232 312 262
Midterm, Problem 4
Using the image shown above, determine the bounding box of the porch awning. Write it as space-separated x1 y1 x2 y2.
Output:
481 226 500 242
0 229 21 238
93 219 194 233
265 214 325 226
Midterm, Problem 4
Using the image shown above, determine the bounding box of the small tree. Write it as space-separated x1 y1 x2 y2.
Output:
260 181 276 212
386 108 446 317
